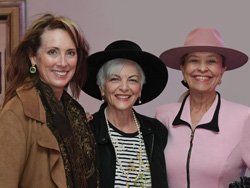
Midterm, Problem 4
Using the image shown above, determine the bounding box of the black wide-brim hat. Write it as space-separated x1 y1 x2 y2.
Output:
82 40 168 105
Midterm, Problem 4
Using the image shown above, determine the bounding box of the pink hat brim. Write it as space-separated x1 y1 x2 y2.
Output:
160 46 248 71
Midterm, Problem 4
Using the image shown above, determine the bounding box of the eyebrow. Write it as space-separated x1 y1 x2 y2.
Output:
44 46 77 51
128 75 140 78
109 74 140 78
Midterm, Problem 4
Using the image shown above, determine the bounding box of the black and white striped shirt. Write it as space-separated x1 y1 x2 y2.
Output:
108 124 152 188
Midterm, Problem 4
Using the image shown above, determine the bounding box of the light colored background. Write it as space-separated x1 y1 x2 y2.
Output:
27 0 250 117
27 0 250 176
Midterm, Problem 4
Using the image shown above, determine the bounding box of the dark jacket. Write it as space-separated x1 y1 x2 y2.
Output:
90 104 168 188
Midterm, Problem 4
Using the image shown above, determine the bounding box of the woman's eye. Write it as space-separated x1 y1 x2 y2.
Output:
208 59 217 64
67 50 77 57
129 79 138 83
185 57 199 63
48 49 57 55
189 58 199 63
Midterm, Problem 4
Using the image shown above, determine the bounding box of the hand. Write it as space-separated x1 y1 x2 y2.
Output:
229 176 250 188
85 112 93 122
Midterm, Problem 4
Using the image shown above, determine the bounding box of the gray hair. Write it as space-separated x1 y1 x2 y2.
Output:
96 58 146 89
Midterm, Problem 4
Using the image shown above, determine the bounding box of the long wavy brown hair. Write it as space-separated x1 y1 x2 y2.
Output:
3 13 89 106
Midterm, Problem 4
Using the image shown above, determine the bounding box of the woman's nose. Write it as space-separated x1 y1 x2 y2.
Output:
198 62 208 71
57 55 67 66
119 80 129 91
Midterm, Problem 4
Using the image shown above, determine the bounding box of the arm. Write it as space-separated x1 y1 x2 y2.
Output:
242 115 250 170
0 110 27 187
229 115 250 187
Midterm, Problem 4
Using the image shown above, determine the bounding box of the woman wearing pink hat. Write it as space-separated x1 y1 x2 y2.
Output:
156 27 250 188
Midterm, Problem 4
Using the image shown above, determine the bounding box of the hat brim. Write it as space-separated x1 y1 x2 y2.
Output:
160 46 248 71
82 50 168 105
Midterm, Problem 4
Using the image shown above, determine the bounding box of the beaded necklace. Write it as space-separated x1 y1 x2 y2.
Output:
104 108 148 187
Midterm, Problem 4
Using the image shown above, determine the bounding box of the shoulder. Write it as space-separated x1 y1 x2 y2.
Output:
0 94 39 134
0 95 24 117
155 102 181 123
88 109 109 142
3 86 46 124
91 103 106 123
89 107 106 130
63 91 84 110
221 97 250 114
156 102 181 113
91 110 103 125
2 85 38 116
135 112 167 131
219 98 250 129
135 112 168 145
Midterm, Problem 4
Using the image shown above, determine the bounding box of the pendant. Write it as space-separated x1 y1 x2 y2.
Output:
134 172 144 186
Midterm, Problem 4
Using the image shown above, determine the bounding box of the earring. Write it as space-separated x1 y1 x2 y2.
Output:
29 64 37 74
101 96 105 103
218 80 222 85
181 79 189 89
138 97 142 104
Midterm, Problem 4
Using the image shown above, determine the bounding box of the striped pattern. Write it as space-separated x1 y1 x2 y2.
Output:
109 124 152 187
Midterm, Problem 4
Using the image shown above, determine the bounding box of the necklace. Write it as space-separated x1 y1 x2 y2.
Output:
104 108 148 187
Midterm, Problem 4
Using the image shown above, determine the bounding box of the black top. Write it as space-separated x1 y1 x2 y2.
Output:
90 103 168 188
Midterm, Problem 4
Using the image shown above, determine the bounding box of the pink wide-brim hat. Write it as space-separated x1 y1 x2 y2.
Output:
160 27 248 71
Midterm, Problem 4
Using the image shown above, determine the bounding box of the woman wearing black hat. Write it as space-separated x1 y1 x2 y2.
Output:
82 40 169 187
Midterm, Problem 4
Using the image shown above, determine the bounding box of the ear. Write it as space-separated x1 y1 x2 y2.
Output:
223 66 227 72
139 91 142 98
221 66 227 76
180 63 184 70
29 55 37 66
180 64 185 76
99 86 105 96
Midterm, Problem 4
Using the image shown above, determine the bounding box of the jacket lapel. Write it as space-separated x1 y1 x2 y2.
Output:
17 85 66 187
17 85 46 123
135 112 154 162
37 125 66 187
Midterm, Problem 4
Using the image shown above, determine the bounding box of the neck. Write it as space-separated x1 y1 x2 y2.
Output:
189 91 217 129
189 91 216 112
105 107 138 133
39 79 63 101
53 89 63 101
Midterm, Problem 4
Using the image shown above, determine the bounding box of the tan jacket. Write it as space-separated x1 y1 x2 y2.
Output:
0 85 67 188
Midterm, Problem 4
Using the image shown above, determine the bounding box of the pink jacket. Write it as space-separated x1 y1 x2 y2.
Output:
156 93 250 188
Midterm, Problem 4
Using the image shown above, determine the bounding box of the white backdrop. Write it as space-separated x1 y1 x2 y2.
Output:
27 0 250 116
27 0 250 176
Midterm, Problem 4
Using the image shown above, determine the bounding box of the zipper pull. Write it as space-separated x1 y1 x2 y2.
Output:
190 130 195 144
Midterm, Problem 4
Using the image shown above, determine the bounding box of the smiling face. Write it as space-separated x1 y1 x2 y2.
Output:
100 61 142 112
181 52 226 95
30 29 77 99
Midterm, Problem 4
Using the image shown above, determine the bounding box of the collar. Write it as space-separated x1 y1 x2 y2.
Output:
93 103 153 144
172 92 221 132
16 84 46 123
